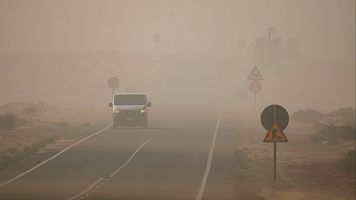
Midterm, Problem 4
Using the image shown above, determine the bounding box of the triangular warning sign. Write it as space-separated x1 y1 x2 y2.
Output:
247 66 264 81
263 123 288 143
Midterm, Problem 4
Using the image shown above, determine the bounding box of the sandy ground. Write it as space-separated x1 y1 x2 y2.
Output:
233 115 355 200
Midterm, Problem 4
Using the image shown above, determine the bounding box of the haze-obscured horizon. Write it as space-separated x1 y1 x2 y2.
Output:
0 0 355 113
0 0 354 63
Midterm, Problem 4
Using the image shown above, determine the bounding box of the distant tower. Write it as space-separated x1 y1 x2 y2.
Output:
254 26 282 64
265 26 275 40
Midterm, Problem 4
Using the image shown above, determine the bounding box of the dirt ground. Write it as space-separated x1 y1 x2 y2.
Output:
269 123 355 200
233 115 355 200
1 110 354 199
0 108 109 170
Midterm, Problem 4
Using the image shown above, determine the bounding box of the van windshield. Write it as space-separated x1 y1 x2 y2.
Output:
114 94 147 105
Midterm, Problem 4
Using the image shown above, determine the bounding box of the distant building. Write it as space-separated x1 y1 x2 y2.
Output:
254 27 300 64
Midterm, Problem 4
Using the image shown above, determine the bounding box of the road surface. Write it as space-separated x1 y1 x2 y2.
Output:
0 65 241 200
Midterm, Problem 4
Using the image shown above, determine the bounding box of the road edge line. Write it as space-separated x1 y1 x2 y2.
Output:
195 114 222 200
0 123 112 188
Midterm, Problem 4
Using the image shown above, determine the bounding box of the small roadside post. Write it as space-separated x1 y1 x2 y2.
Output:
249 80 261 108
153 34 161 51
247 66 263 109
261 104 289 183
107 77 120 96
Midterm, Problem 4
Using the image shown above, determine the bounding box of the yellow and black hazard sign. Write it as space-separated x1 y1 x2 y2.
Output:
263 122 288 143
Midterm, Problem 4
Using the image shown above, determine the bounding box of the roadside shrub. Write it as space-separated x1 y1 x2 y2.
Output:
339 150 355 174
0 114 15 130
311 125 355 144
291 109 324 124
55 122 69 126
15 117 32 127
328 107 355 128
337 126 356 141
20 106 38 116
310 125 337 144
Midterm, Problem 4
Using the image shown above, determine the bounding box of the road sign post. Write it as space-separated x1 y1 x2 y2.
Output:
247 66 263 110
254 93 256 109
107 77 120 96
249 80 261 109
153 34 161 52
261 104 289 183
274 142 277 183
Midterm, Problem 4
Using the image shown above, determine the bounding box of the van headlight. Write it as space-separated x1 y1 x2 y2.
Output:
140 109 147 113
113 109 120 113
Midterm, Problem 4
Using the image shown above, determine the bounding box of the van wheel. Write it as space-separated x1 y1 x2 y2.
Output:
113 115 119 129
143 117 148 129
113 124 118 129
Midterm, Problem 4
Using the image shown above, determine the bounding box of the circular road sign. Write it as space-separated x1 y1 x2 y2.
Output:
107 77 120 90
153 34 161 43
261 104 289 131
249 80 262 93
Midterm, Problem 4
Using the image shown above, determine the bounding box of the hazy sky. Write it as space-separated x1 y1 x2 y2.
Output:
0 0 355 63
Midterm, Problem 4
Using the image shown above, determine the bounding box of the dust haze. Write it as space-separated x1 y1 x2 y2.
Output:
0 0 354 112
0 1 355 200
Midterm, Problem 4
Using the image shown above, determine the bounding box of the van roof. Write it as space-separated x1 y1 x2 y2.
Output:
114 93 146 95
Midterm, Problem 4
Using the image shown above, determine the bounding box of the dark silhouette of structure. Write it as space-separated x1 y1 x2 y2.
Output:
254 27 300 64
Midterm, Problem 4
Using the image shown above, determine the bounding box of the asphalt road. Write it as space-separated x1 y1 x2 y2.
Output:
0 65 240 200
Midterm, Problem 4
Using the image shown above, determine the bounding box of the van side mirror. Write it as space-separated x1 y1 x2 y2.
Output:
147 102 152 107
108 102 113 107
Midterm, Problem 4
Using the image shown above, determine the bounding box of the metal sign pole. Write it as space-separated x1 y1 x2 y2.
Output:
261 104 289 185
247 65 263 111
274 142 277 183
273 106 277 183
108 77 119 97
254 93 257 110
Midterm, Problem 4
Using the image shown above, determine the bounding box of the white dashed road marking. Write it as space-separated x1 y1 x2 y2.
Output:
66 178 103 200
66 132 159 200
